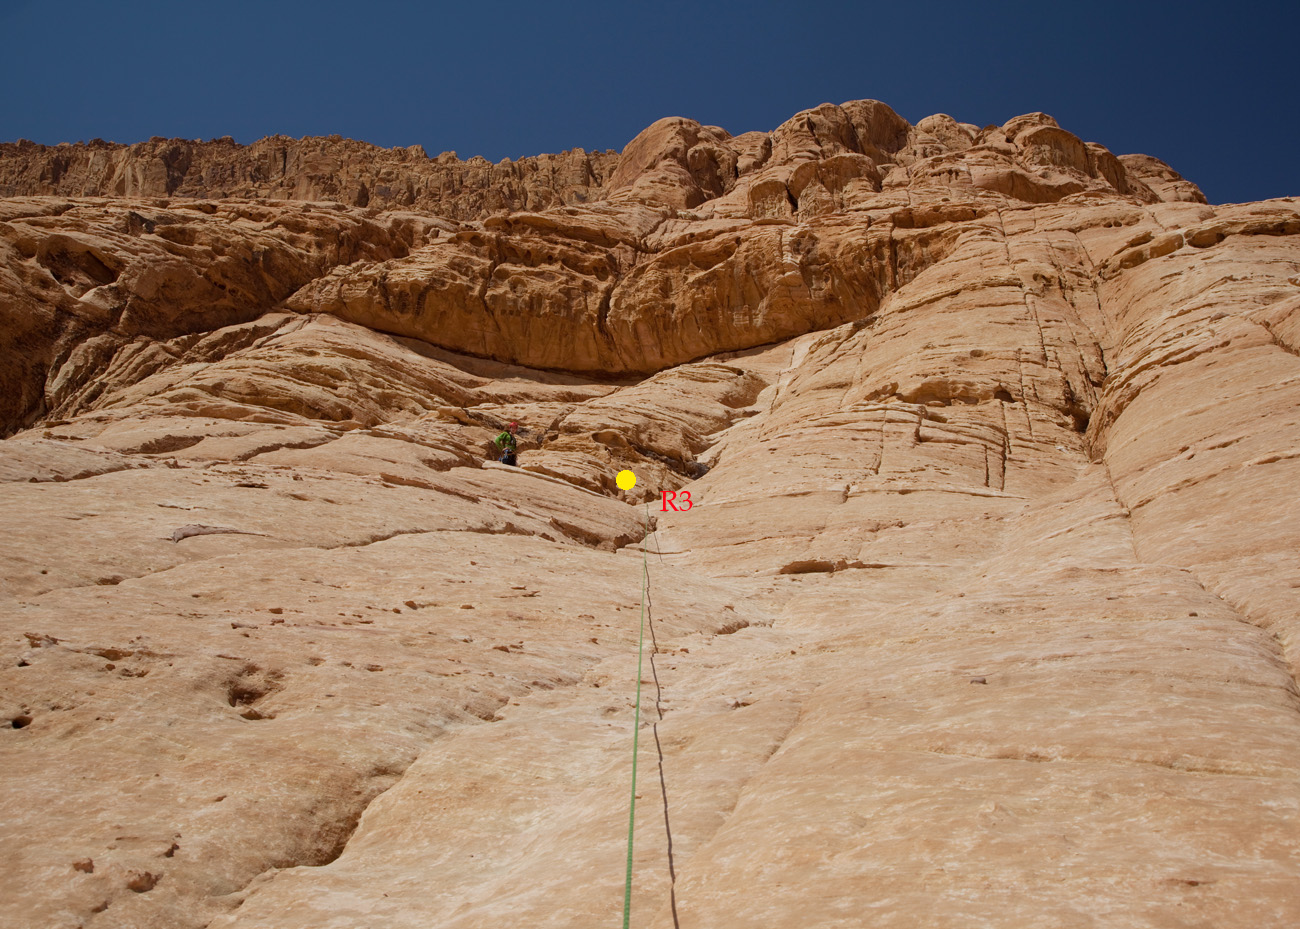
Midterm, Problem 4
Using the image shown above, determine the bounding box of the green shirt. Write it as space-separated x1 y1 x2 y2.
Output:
494 430 518 450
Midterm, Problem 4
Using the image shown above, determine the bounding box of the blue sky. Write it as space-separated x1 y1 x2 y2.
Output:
1 0 1294 204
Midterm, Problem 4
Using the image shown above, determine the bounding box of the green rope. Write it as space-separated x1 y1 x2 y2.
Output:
622 502 651 928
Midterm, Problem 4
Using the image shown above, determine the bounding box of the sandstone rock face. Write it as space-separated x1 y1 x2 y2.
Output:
2 101 1298 929
0 136 621 220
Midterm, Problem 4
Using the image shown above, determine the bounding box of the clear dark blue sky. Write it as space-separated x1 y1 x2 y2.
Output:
1 0 1294 205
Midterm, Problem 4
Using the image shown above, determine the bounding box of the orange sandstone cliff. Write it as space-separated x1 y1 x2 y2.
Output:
1 100 1298 929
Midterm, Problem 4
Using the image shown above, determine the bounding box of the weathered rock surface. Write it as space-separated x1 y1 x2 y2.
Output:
0 136 621 220
1 100 1298 929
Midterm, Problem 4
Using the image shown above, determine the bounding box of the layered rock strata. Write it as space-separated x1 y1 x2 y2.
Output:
0 136 620 220
1 100 1297 929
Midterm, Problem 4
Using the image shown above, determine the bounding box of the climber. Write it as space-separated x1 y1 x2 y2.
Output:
493 421 519 466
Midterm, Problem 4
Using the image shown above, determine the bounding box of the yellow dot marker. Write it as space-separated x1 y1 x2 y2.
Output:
616 469 637 490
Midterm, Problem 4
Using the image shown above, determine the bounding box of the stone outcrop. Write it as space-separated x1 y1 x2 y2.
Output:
2 100 1298 929
0 101 1203 222
0 101 1210 430
0 135 621 220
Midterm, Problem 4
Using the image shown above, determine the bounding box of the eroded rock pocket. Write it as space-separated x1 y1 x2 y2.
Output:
224 662 284 720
